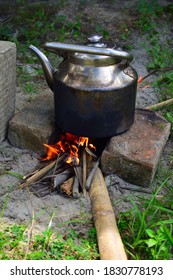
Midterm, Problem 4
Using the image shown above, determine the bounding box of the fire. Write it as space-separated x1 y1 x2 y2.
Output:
41 132 95 165
138 76 150 89
138 76 143 84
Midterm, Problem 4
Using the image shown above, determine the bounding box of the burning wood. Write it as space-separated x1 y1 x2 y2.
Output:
19 132 98 197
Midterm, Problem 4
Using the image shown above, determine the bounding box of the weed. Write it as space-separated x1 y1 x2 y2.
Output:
136 0 163 32
135 0 173 128
0 221 99 260
0 1 84 94
118 176 173 259
165 112 173 130
0 223 27 259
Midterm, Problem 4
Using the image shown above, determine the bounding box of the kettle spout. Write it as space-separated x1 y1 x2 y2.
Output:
29 45 54 91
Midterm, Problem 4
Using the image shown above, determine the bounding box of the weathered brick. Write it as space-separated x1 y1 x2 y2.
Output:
0 41 16 142
8 92 54 153
101 109 171 187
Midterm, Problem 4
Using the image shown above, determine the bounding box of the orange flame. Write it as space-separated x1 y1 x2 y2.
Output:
138 76 150 88
138 76 143 84
41 132 94 165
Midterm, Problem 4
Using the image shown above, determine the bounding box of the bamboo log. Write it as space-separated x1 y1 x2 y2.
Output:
89 167 127 260
145 98 173 110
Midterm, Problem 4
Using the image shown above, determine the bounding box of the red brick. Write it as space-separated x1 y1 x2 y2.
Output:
101 109 171 187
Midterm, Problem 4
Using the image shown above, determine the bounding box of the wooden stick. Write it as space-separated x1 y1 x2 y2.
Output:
89 167 127 260
145 98 173 110
60 176 74 196
53 169 74 189
73 165 83 190
19 160 56 189
86 158 100 190
138 66 173 84
82 149 87 196
72 175 80 198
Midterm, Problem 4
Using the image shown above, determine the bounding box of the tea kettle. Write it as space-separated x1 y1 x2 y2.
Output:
29 35 138 138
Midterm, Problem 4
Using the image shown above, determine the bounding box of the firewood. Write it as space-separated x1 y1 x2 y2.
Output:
53 169 74 189
29 181 53 197
85 146 97 158
19 155 67 189
89 167 127 260
60 176 74 196
19 160 57 189
82 149 87 196
73 165 83 189
86 158 100 190
72 175 80 198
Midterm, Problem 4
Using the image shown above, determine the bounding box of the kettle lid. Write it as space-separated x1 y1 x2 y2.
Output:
43 35 133 65
69 35 120 66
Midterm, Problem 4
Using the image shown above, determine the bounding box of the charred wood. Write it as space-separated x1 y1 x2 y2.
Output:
53 168 74 189
72 175 80 198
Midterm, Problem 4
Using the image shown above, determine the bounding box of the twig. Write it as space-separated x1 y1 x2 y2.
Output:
85 146 97 158
19 160 57 189
112 184 151 194
138 66 173 83
145 98 173 110
24 210 35 259
86 158 100 190
72 175 80 198
82 149 87 196
73 165 83 189
52 153 68 175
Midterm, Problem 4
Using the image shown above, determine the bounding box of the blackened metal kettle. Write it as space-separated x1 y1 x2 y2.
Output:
29 35 138 138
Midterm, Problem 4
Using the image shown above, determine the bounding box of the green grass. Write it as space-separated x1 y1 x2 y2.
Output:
136 0 173 101
0 221 99 260
0 1 84 95
118 175 173 260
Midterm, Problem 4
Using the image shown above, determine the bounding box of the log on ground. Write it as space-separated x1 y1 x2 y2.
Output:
89 167 127 260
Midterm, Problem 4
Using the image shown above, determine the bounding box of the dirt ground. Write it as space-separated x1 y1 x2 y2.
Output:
0 0 173 234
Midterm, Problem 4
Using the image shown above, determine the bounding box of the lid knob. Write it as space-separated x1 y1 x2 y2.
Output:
87 34 103 43
87 34 106 48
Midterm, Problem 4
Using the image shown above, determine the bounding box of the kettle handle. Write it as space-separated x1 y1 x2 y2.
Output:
43 42 133 62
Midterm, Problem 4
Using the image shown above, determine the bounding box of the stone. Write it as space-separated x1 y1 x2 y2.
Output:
101 109 171 187
0 41 16 143
8 92 54 154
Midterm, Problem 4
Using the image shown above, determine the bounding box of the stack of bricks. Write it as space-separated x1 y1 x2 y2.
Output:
0 41 16 143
